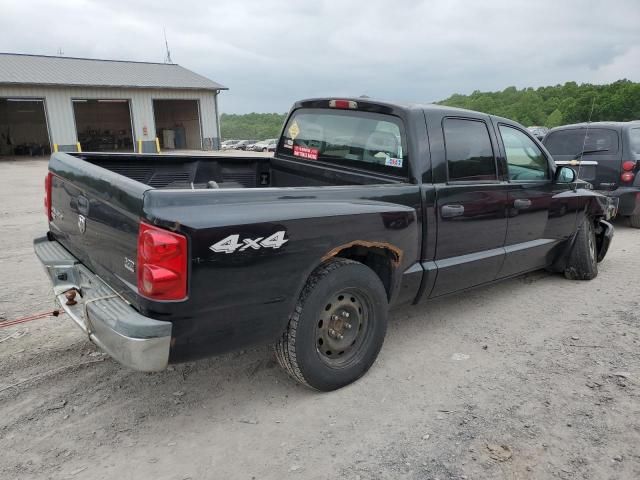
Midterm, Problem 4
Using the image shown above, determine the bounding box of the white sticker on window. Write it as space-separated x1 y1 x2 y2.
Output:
385 157 403 168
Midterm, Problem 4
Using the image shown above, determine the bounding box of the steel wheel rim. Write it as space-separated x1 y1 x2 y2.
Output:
315 289 370 367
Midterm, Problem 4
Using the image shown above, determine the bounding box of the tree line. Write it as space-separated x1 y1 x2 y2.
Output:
220 80 640 139
438 79 640 127
220 113 286 141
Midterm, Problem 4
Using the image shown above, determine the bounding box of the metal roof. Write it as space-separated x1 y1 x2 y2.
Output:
0 53 227 91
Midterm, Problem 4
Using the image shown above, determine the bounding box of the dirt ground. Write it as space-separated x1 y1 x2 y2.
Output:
1 157 639 480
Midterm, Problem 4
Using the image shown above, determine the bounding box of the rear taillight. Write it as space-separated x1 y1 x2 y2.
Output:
137 222 188 300
622 161 636 172
621 171 635 183
621 161 637 183
44 172 53 221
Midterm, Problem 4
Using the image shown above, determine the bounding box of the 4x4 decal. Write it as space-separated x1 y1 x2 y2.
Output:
210 231 288 254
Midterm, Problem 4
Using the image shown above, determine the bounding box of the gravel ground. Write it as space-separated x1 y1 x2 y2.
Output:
0 157 639 480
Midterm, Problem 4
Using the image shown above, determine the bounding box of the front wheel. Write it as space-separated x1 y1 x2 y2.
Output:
275 258 388 391
564 217 598 280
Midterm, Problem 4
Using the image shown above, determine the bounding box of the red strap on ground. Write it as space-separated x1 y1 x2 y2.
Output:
0 310 62 329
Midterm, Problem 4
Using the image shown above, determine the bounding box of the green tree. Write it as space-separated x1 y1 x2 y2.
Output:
438 80 639 127
220 113 287 140
546 109 564 128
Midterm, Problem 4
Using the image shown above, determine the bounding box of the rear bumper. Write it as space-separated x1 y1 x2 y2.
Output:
33 235 171 372
598 187 640 217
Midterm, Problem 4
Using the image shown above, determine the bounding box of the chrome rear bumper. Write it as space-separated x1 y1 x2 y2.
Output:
34 236 171 372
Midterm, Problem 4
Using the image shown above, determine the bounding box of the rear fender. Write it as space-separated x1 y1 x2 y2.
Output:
142 187 422 359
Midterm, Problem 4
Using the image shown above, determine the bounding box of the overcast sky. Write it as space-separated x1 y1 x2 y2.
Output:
1 0 639 113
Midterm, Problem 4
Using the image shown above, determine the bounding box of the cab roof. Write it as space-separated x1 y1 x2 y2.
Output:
293 97 520 125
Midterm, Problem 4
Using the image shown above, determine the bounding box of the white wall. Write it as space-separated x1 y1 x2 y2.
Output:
0 85 220 149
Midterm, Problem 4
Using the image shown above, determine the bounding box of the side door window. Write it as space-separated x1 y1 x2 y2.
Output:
443 118 497 182
499 125 549 181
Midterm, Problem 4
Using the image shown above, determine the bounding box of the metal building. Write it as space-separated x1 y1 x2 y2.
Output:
0 53 227 156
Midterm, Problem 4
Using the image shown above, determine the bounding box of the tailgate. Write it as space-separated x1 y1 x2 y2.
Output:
47 153 148 306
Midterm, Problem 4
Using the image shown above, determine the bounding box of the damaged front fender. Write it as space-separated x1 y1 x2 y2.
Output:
595 219 614 262
580 188 619 220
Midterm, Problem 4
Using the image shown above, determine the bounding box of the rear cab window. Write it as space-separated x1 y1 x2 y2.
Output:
277 108 409 177
544 128 620 157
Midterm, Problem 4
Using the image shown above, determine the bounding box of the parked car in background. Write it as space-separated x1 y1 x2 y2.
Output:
252 139 278 152
221 140 240 150
543 122 640 227
267 140 277 152
528 126 549 140
235 140 258 151
35 97 615 391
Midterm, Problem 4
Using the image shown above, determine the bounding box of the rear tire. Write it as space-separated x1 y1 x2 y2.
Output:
629 214 640 229
564 217 598 280
275 258 388 391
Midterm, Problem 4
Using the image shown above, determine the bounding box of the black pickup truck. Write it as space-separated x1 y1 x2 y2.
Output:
35 98 616 391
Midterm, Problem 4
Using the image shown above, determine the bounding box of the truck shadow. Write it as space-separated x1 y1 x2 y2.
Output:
78 268 562 409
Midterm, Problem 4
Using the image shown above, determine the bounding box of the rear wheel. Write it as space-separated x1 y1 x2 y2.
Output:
629 214 640 229
564 217 598 280
275 258 388 391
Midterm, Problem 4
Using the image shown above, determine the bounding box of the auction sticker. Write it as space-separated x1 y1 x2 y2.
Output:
385 156 403 168
293 145 318 160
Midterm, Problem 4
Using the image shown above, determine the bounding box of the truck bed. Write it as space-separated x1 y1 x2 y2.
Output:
78 152 403 190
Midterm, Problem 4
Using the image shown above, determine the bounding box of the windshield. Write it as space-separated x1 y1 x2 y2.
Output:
277 108 408 177
544 128 619 156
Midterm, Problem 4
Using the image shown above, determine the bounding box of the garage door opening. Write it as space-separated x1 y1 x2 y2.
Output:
153 100 202 150
0 98 50 157
73 99 134 152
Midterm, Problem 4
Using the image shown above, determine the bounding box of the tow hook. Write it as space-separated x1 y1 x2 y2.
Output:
65 289 79 306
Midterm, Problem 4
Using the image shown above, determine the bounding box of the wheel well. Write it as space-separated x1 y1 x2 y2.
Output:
330 245 397 300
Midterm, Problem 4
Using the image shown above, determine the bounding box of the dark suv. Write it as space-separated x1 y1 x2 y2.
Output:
544 122 640 227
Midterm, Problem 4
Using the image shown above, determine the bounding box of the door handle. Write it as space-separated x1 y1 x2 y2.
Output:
513 199 532 210
441 204 465 218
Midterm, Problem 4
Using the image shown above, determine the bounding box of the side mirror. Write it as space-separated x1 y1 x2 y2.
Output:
555 166 577 183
